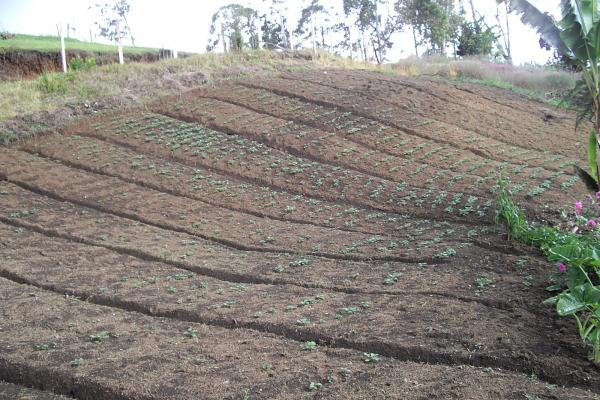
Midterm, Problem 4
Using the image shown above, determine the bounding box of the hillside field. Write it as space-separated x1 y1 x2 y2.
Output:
0 67 599 399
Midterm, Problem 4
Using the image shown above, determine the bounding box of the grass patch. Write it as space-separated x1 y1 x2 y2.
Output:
0 34 154 54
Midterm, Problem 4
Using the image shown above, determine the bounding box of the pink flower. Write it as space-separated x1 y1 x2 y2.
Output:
586 219 598 228
557 262 568 273
596 191 600 200
575 201 583 214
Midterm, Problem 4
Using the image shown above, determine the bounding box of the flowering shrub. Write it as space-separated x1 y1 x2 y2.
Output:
565 193 600 235
497 185 600 363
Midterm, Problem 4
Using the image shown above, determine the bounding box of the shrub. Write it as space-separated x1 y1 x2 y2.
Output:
68 56 96 72
37 72 73 94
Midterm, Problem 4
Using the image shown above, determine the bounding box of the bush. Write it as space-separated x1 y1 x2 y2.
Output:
37 72 73 94
68 56 96 72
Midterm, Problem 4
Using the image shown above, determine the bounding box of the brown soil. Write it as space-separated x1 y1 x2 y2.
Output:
0 49 159 81
0 69 598 398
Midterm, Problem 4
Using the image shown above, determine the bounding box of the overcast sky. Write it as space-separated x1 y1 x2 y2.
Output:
0 0 559 65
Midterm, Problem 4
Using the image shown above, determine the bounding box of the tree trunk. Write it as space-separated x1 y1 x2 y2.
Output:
503 2 512 64
468 0 477 24
412 28 419 57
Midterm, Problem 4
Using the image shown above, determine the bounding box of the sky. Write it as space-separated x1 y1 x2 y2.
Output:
0 0 560 65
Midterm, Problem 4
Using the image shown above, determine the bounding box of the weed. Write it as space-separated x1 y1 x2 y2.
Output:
383 272 402 285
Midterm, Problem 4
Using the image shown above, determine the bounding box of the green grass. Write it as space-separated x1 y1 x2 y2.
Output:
0 34 155 54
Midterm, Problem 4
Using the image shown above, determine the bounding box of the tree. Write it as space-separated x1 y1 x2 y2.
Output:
495 1 513 63
456 17 497 57
343 0 402 64
296 0 333 53
94 0 135 46
397 0 462 56
499 0 600 191
207 4 261 52
260 0 292 50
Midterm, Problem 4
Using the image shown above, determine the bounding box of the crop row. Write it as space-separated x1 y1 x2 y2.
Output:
0 150 463 261
177 83 583 202
26 133 467 240
243 75 585 173
79 112 496 221
293 70 581 158
1 222 596 389
0 180 545 301
2 273 590 398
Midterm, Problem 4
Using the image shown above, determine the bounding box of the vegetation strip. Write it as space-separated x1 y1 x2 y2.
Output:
2 150 443 263
24 133 468 239
275 73 583 160
243 76 584 171
0 223 596 388
199 82 573 192
0 181 524 308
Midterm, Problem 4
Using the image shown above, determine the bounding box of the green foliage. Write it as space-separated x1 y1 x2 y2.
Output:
501 0 600 188
207 4 261 52
69 56 96 72
398 0 462 55
457 18 496 57
36 72 74 94
496 184 600 362
343 0 402 64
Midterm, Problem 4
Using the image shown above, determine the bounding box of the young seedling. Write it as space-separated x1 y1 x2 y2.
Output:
300 341 317 351
307 382 322 391
363 353 381 363
183 327 198 338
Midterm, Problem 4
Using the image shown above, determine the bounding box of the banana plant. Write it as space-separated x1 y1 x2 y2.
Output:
499 0 600 191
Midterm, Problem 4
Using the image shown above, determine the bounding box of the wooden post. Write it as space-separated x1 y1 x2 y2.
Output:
173 49 178 59
59 22 67 73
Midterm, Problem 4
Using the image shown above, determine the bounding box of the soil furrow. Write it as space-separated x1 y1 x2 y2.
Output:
24 132 470 239
1 277 593 399
1 150 448 263
276 74 584 161
70 111 498 223
0 225 597 389
244 77 584 175
192 83 572 197
0 181 532 308
0 381 73 400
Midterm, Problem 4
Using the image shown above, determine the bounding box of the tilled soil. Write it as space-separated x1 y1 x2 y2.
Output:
0 69 598 399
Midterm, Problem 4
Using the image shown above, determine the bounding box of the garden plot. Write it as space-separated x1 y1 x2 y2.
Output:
242 74 587 172
184 82 580 202
0 223 597 388
25 133 465 239
289 70 582 157
1 69 599 398
0 150 463 261
0 181 521 298
70 111 496 222
1 277 593 399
